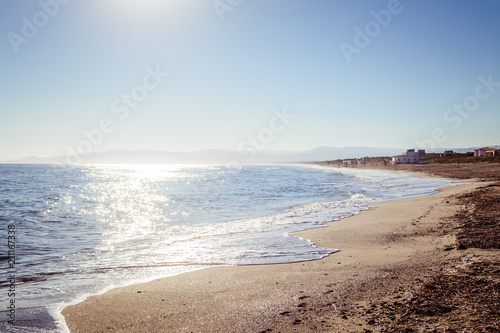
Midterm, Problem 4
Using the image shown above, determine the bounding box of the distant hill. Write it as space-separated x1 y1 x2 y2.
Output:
3 146 481 165
3 147 403 165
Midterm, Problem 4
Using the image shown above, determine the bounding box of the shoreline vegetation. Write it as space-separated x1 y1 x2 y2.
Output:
62 162 500 332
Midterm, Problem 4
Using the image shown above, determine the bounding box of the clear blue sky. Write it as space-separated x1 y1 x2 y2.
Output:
1 0 499 160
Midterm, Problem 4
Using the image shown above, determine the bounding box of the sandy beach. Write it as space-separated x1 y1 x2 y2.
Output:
62 165 500 332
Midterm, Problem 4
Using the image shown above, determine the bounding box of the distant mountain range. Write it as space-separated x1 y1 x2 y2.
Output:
2 146 479 165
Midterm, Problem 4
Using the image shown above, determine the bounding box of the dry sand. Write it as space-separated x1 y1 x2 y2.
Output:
62 173 498 332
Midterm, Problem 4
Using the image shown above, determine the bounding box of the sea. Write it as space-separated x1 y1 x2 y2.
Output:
0 164 454 332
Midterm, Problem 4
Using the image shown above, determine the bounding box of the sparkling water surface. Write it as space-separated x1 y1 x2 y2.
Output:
0 164 453 332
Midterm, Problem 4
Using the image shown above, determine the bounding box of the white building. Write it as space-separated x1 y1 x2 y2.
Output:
392 149 420 164
474 147 500 157
342 159 357 167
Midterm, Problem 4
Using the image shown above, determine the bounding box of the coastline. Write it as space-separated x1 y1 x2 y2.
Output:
61 173 492 332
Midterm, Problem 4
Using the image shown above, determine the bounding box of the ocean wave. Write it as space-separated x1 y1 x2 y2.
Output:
0 164 453 333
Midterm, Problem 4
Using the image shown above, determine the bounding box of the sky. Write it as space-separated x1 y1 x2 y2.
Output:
1 0 499 161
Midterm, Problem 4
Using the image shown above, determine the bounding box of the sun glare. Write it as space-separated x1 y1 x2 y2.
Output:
107 0 188 19
95 0 194 44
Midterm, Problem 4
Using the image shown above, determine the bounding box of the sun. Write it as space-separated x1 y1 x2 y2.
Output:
91 0 192 28
109 0 187 17
91 0 194 44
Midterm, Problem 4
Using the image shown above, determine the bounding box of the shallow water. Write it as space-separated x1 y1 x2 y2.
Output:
0 164 452 332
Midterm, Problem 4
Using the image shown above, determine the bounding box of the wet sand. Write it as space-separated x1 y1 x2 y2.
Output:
62 170 499 332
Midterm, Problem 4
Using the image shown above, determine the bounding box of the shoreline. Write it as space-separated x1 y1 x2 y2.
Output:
61 174 487 332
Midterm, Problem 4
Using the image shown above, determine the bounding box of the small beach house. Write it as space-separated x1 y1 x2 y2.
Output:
392 149 420 164
342 159 357 167
474 147 500 157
